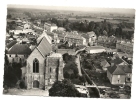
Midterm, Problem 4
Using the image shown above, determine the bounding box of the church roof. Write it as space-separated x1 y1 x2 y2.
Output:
36 36 52 57
37 31 52 44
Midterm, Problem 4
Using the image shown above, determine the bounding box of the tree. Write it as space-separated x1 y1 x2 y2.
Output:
63 61 78 79
49 79 81 97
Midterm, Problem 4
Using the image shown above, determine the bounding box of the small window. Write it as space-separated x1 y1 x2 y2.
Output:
50 68 52 73
9 55 11 57
33 58 39 73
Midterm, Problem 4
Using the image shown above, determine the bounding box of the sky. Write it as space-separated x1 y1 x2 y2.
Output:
7 4 135 15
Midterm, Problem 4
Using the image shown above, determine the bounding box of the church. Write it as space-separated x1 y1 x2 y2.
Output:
25 31 64 90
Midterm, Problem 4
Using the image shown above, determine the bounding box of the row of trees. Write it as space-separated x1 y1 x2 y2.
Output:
49 18 134 40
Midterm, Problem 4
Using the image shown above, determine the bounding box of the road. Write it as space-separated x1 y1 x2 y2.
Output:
75 54 82 76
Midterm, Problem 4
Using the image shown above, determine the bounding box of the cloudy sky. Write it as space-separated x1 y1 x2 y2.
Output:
8 0 135 14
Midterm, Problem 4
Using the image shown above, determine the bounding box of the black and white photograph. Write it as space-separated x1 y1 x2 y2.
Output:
2 0 136 99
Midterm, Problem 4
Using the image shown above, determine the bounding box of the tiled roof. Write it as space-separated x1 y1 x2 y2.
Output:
6 40 17 49
117 65 132 73
87 31 96 37
37 36 52 57
108 65 126 75
8 44 31 55
37 31 52 44
110 57 124 65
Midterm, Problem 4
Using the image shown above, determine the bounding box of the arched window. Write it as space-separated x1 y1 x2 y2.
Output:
33 58 39 73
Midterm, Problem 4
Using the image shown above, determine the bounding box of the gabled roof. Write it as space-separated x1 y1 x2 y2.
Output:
87 31 96 37
101 60 110 67
6 40 17 49
8 44 31 55
117 65 132 73
36 36 52 57
37 31 52 44
110 57 124 65
65 33 83 40
108 65 126 75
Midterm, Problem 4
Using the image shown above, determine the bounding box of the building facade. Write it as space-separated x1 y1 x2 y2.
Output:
64 33 86 46
25 36 64 90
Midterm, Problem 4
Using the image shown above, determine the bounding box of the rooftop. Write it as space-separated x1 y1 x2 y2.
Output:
108 65 126 75
110 57 124 65
65 32 83 40
6 40 17 49
117 65 132 73
8 43 31 55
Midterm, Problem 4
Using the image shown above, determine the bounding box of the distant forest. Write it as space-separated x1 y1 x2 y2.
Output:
7 9 134 40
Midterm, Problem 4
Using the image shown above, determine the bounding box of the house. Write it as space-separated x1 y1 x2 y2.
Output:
82 31 97 46
107 65 126 85
7 43 31 64
64 32 86 46
101 60 110 71
44 22 58 32
107 64 132 85
25 36 64 89
117 65 132 86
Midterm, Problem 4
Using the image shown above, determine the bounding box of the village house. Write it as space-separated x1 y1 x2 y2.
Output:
118 65 132 86
64 32 86 46
107 65 126 85
44 22 58 32
82 31 97 46
7 43 32 65
107 65 132 85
